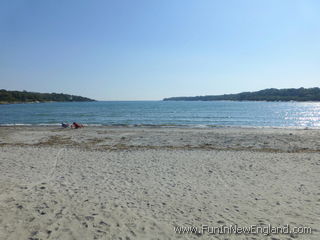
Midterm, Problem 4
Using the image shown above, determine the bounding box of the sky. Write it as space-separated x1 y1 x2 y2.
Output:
1 0 320 100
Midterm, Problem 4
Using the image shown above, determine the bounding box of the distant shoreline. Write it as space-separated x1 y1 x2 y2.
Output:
163 87 320 102
0 89 95 104
0 100 94 105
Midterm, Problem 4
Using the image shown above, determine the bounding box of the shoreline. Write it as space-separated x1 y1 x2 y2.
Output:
0 100 95 105
1 124 319 130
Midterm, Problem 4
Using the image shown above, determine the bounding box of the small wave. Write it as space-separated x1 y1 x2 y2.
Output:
0 123 319 130
0 123 33 126
0 123 60 127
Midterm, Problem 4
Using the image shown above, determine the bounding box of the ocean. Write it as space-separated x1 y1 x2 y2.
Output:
1 101 320 128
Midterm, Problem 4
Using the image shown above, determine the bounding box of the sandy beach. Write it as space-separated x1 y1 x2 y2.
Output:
0 126 319 240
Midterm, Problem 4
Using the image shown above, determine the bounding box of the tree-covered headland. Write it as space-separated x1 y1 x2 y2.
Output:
0 89 95 104
163 88 320 102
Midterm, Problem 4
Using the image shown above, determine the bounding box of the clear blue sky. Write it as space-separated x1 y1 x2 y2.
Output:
1 0 319 100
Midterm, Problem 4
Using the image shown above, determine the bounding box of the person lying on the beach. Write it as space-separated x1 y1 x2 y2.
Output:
71 122 83 129
61 122 69 128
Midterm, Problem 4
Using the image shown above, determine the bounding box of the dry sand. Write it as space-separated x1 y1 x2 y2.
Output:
0 126 319 240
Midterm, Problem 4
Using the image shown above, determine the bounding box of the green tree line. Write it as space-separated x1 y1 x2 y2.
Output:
163 88 320 102
0 89 95 103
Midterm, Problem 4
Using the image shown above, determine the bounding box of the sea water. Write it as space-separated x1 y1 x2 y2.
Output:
1 101 320 128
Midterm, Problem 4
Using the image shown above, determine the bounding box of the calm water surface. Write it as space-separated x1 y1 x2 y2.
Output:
1 101 320 128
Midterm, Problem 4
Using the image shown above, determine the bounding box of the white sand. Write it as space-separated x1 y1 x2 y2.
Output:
0 126 319 240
